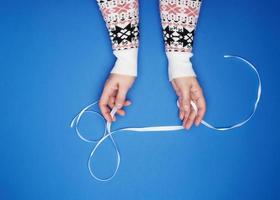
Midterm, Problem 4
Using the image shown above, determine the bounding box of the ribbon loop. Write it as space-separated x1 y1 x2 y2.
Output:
70 55 261 181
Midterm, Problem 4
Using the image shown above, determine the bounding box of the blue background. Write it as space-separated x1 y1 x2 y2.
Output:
1 0 280 199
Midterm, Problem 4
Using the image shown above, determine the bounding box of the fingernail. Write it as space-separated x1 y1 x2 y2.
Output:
116 104 122 109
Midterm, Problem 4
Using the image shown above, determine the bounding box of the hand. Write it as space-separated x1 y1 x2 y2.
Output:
171 76 206 129
99 74 135 122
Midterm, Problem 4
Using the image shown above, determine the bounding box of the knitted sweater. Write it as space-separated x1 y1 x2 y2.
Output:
97 0 202 81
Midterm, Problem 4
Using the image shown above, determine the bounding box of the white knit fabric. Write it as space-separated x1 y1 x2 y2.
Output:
111 49 196 79
166 52 196 81
111 48 138 77
97 0 200 79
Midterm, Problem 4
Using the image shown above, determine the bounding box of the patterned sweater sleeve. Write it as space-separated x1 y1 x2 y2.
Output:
160 0 202 81
97 0 139 76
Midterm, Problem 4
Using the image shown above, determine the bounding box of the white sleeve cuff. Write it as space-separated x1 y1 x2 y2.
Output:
166 52 196 81
111 48 138 77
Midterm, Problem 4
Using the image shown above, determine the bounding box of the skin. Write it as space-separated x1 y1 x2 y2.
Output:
171 76 206 129
99 74 206 129
99 74 135 122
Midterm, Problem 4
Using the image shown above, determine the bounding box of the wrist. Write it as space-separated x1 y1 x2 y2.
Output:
166 51 196 81
111 48 138 77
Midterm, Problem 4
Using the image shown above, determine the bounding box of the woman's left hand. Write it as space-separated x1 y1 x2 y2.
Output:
171 76 206 129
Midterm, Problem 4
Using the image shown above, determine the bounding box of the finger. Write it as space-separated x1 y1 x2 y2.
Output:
194 95 206 126
181 89 191 122
115 86 128 109
109 98 131 109
171 81 184 120
184 107 196 129
99 100 112 122
116 100 131 116
109 98 130 116
99 87 114 122
115 109 125 116
178 97 184 120
108 96 116 109
124 100 132 106
190 84 206 126
179 110 184 120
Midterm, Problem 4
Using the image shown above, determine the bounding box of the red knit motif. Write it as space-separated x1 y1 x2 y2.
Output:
160 0 202 52
97 0 139 50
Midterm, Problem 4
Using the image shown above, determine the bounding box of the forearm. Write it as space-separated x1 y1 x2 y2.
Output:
160 0 202 80
97 0 139 76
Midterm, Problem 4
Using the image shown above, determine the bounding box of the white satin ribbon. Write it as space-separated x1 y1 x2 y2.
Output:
70 55 261 181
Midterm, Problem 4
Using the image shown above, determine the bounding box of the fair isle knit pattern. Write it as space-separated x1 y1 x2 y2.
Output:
97 0 139 51
160 0 202 52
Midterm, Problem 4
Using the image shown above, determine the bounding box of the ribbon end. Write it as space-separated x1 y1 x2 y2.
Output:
70 117 76 128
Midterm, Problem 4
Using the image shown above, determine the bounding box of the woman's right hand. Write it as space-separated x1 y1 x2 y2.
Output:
99 74 135 122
